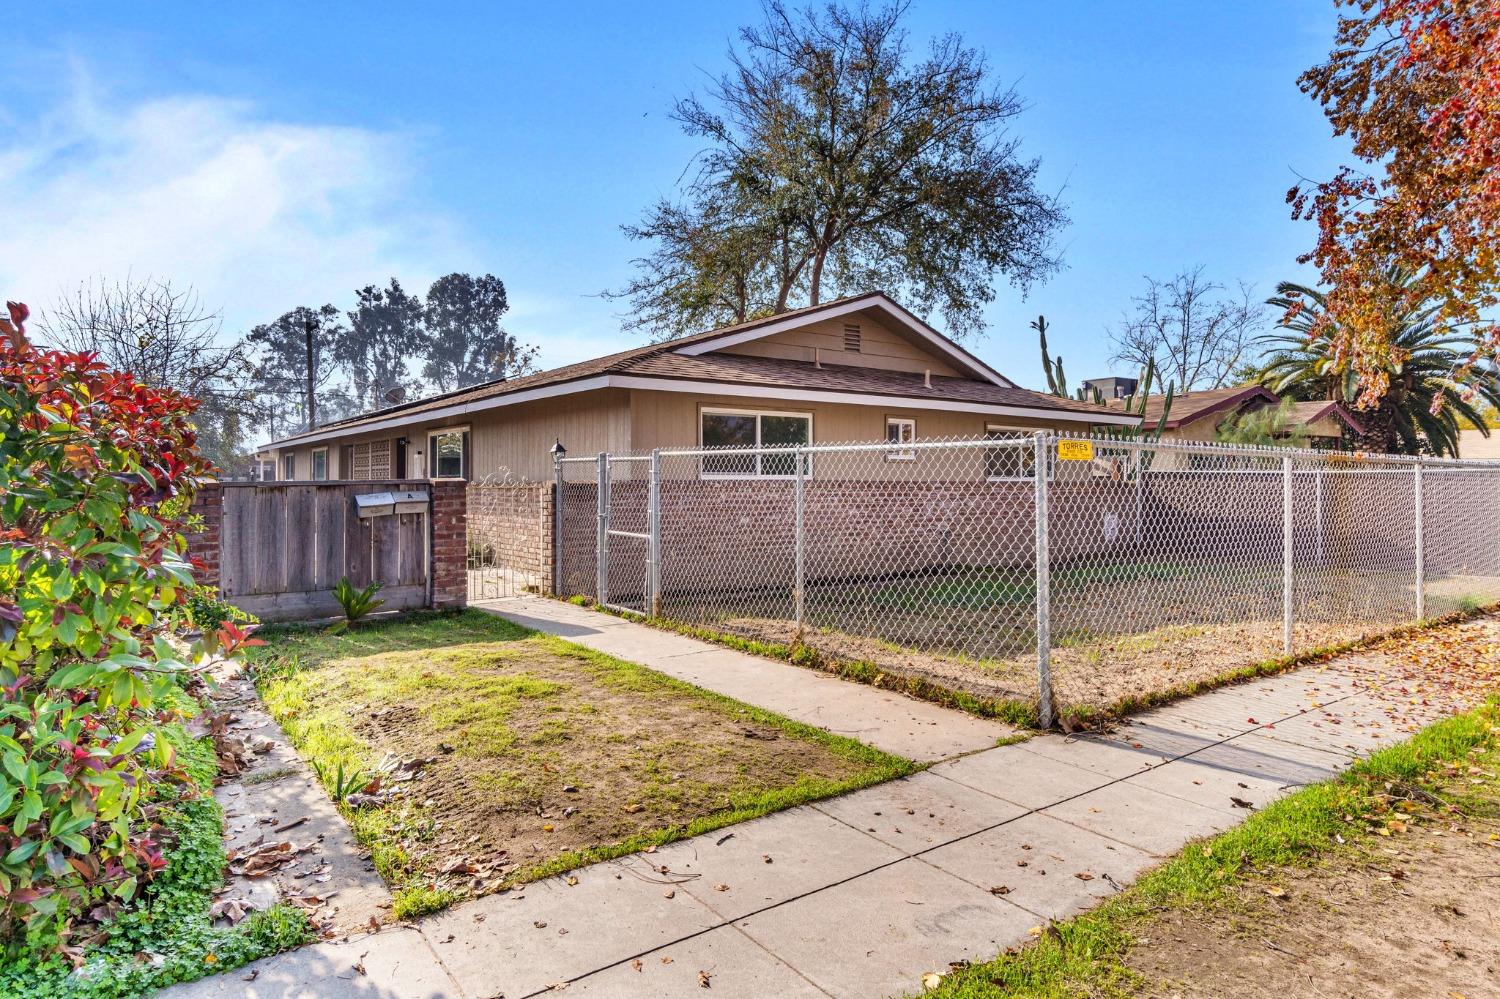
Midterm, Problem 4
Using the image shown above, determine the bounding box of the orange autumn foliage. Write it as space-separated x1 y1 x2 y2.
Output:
1291 0 1499 408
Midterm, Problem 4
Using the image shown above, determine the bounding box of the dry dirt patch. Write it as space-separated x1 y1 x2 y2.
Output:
715 615 1394 717
1127 771 1500 998
250 610 909 916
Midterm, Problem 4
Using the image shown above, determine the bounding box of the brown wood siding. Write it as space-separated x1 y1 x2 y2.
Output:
272 388 632 484
714 313 963 377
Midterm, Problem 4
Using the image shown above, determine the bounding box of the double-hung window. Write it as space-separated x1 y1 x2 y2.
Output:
983 425 1051 480
281 453 296 481
311 447 329 481
428 427 470 480
700 408 811 477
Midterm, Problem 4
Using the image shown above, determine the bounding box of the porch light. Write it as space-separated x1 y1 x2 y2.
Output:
550 439 567 459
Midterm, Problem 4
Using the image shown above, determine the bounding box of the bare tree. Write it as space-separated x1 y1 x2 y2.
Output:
1107 268 1265 392
41 276 257 472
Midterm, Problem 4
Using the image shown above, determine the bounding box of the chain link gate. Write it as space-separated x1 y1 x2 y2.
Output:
556 453 658 615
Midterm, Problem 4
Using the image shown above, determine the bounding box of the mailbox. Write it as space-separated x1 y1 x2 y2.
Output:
392 489 429 515
354 492 395 518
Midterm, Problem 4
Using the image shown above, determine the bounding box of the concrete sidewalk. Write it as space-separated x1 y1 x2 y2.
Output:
480 598 1013 762
164 611 1463 999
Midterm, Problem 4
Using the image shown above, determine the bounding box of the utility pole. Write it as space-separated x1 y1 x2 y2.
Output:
304 315 317 432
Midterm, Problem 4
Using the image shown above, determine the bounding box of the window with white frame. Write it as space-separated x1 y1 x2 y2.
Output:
428 427 470 479
281 453 296 481
983 426 1051 480
311 447 329 481
885 417 916 461
700 408 811 477
256 460 275 481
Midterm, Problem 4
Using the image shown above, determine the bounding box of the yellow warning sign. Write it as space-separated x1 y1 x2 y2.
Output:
1057 439 1094 461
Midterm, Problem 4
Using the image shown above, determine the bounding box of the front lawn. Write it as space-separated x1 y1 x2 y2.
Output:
250 610 912 918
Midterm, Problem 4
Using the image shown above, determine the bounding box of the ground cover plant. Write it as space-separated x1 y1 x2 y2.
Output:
248 609 913 919
916 681 1500 995
0 302 307 995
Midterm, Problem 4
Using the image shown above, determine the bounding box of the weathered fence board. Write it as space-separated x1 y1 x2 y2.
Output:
218 480 432 621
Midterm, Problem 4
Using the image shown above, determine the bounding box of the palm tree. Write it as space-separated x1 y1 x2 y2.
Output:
1258 267 1500 457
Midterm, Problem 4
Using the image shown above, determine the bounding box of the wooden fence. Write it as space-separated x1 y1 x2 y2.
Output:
216 480 433 621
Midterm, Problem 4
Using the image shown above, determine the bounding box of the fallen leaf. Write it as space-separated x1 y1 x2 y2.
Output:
989 885 1011 895
698 969 713 989
1074 872 1095 881
921 971 944 990
713 883 729 892
1265 886 1287 899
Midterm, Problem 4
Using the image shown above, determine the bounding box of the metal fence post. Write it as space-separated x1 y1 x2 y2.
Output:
648 449 662 617
1033 431 1055 728
1414 459 1425 620
1314 464 1325 566
1132 447 1144 547
595 452 609 606
793 446 806 634
1282 454 1294 656
553 456 564 596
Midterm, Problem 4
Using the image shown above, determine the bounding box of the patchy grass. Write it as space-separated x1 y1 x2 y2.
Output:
916 698 1500 998
249 609 913 915
242 765 299 786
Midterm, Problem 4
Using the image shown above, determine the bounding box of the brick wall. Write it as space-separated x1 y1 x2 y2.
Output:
467 482 554 594
430 478 468 609
185 482 223 591
557 471 1451 601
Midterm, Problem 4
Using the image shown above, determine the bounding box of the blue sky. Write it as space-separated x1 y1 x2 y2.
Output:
4 1 1349 391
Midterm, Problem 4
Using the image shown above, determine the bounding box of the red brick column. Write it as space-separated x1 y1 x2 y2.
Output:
430 479 468 609
185 482 223 593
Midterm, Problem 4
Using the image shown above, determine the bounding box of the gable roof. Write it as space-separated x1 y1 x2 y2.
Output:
1284 399 1366 436
1110 384 1278 430
266 292 1134 448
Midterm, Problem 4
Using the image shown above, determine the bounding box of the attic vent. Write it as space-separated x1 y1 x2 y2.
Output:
842 323 862 352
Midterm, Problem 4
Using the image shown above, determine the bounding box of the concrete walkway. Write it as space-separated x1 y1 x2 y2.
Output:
164 610 1459 999
481 598 1013 761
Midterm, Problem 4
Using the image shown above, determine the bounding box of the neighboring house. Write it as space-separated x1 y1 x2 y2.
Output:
1108 384 1365 448
260 292 1137 482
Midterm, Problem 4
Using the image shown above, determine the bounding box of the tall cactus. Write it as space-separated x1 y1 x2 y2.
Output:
1036 315 1174 439
1034 315 1069 398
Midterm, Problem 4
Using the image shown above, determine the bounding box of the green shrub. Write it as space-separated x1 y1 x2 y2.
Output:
183 587 258 633
0 305 259 953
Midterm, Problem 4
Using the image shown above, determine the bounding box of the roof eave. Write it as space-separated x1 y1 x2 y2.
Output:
262 370 1140 449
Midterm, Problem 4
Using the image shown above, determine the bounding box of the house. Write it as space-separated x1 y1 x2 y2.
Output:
259 292 1138 482
1109 384 1365 448
1081 376 1138 401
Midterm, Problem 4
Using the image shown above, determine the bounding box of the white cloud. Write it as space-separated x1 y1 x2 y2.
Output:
0 76 472 336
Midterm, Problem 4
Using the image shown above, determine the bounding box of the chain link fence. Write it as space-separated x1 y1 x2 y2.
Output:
554 433 1500 724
